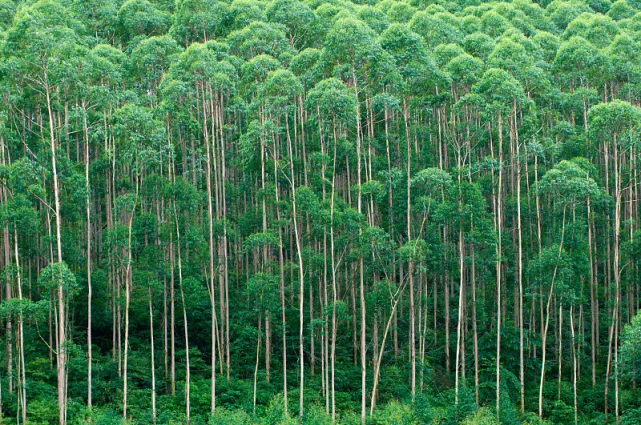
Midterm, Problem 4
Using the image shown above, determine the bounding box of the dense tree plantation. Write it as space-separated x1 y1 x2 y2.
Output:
3 0 641 423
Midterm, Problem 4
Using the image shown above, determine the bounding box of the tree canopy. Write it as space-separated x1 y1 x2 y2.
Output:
1 0 641 424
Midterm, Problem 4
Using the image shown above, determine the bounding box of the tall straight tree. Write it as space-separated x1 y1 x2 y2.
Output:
2 3 86 421
472 68 526 415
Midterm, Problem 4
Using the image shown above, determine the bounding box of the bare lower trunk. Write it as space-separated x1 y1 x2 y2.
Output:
570 306 578 425
455 229 464 405
370 282 406 414
175 215 191 423
46 75 67 425
404 98 416 403
471 244 479 404
273 132 288 415
330 136 338 423
496 113 504 416
539 207 567 418
14 229 26 423
149 287 157 424
123 202 135 421
84 107 93 414
516 115 524 413
253 315 261 414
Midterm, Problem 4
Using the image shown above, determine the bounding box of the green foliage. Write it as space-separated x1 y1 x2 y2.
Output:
1 0 641 423
209 407 253 424
38 261 79 295
461 408 500 425
620 311 641 382
117 0 172 43
371 400 416 424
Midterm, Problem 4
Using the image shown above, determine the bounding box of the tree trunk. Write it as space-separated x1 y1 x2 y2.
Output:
14 229 26 423
330 131 338 423
539 207 567 418
175 209 191 423
285 113 305 417
370 282 406 414
571 305 578 425
404 97 416 403
351 66 367 425
46 74 67 425
496 113 504 416
149 287 157 424
203 87 217 415
273 131 288 415
455 227 464 406
123 196 136 421
83 102 93 414
515 106 524 413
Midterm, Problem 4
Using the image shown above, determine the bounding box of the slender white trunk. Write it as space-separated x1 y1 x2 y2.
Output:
570 306 578 425
539 207 567 418
123 201 136 421
46 74 66 425
496 113 504 416
455 229 464 405
285 114 305 417
14 229 26 423
84 106 93 413
370 282 406 414
203 87 217 415
149 287 157 424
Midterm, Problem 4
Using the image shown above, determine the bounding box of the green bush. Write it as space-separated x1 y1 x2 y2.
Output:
461 408 500 425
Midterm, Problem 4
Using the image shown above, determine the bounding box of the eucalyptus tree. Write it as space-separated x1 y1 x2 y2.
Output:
471 67 527 416
74 44 124 412
534 159 602 419
588 100 641 421
357 6 390 33
606 33 641 101
239 52 290 412
129 35 181 104
116 0 172 45
480 10 514 39
0 95 9 420
228 21 292 60
172 0 231 45
72 0 119 43
244 270 279 413
161 40 237 414
380 22 441 402
266 0 321 50
2 2 85 421
112 103 166 421
324 17 382 422
306 77 356 421
553 36 606 131
411 167 453 396
228 0 267 31
546 0 593 30
260 68 309 416
460 180 495 404
410 9 463 49
167 177 202 423
620 310 641 383
359 225 395 414
462 32 496 61
562 12 620 49
486 35 543 412
0 176 41 424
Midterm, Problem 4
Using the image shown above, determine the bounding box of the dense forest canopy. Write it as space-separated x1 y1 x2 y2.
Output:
1 0 641 423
